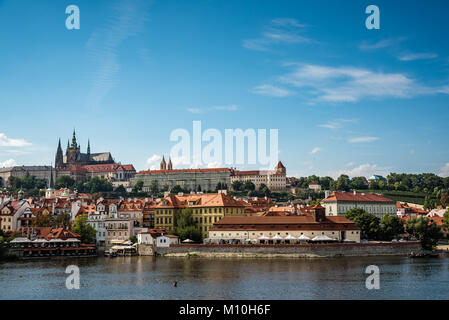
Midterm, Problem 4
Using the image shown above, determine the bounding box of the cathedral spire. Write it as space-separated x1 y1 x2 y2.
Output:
87 139 91 156
55 139 63 169
160 155 167 170
71 128 78 148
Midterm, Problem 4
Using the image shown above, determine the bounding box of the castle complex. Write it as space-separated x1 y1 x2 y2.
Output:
54 130 135 183
55 130 114 170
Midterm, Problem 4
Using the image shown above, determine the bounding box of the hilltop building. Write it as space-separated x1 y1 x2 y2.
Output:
321 191 396 218
229 161 287 191
54 130 134 183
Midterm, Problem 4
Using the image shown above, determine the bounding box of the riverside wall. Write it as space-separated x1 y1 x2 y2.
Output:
157 242 421 258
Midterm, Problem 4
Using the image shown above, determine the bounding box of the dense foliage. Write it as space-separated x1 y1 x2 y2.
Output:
406 217 443 250
72 215 97 244
344 208 404 240
171 208 202 242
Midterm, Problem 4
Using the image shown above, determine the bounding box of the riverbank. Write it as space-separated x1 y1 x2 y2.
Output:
158 242 422 258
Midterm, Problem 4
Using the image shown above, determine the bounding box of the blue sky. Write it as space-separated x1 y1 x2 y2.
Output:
1 0 449 178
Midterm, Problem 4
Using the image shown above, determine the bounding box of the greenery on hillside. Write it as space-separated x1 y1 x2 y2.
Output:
171 208 202 242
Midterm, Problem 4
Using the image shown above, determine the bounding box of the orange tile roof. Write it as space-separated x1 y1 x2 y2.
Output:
322 192 394 203
137 168 232 175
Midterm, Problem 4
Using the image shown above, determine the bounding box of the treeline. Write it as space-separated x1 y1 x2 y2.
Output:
5 174 48 197
292 173 449 207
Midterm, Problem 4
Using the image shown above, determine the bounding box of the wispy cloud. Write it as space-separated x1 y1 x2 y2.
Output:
252 84 294 97
331 163 386 178
186 104 238 113
0 133 32 147
398 52 438 61
309 147 322 154
439 163 449 177
186 108 203 114
348 136 379 143
277 63 449 103
0 159 16 168
242 18 311 51
358 37 406 51
86 0 150 109
318 118 358 130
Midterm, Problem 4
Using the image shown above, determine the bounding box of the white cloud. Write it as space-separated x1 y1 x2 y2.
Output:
399 53 438 61
318 118 358 130
309 147 322 154
332 163 386 179
252 84 294 97
0 133 32 147
277 63 449 103
145 154 161 170
242 18 311 51
439 163 449 178
206 161 222 168
0 159 16 168
213 104 238 111
348 136 379 143
186 108 202 114
358 37 406 51
187 104 238 114
86 0 150 109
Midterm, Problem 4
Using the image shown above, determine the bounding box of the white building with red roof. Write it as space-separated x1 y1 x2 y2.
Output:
321 191 396 218
230 161 287 191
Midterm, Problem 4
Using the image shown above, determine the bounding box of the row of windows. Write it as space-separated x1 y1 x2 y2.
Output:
213 231 360 236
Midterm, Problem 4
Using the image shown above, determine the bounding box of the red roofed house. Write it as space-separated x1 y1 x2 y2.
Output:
230 161 287 191
321 191 396 218
209 205 360 243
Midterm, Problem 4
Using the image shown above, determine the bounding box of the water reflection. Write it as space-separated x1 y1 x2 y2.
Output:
0 256 448 300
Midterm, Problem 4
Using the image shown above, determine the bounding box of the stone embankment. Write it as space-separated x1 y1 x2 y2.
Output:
157 242 421 258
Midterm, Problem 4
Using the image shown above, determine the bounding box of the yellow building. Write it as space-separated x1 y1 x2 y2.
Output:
153 192 246 238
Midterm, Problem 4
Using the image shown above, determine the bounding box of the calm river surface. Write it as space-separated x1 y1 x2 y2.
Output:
1 255 449 299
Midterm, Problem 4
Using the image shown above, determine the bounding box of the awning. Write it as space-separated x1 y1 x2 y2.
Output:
311 235 337 241
271 234 284 240
298 234 311 241
182 239 194 243
258 235 270 240
284 234 297 240
11 237 32 243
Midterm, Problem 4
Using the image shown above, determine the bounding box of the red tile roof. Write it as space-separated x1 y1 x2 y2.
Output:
322 192 394 203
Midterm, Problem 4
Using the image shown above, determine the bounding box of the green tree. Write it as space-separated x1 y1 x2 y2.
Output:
351 176 368 190
443 210 449 234
231 181 243 192
132 179 144 193
129 235 137 244
72 215 97 244
344 208 380 240
243 181 256 192
149 180 159 195
115 185 126 195
171 208 202 242
171 185 183 194
379 213 404 241
53 213 72 229
85 177 113 193
32 213 52 227
55 175 76 189
406 217 443 250
336 175 350 191
440 192 449 207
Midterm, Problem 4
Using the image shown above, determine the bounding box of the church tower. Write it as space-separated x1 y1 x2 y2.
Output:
87 139 91 158
160 156 167 170
55 138 64 169
66 129 81 165
168 157 173 170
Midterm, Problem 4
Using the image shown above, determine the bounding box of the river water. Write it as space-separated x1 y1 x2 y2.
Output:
1 255 448 300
